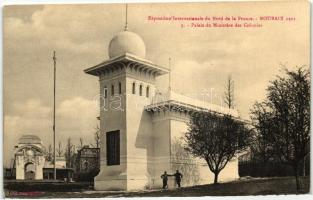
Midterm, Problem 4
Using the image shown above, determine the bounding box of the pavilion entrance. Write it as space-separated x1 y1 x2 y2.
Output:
15 135 45 180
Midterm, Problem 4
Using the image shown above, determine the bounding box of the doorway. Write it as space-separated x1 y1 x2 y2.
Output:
24 162 35 180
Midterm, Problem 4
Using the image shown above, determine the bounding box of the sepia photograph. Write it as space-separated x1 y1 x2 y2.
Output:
2 0 311 198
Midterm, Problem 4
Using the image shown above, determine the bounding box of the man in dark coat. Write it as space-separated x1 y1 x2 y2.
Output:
173 170 183 188
160 171 170 189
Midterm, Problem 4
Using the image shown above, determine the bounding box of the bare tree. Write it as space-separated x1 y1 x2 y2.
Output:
65 137 74 168
251 67 310 192
45 144 53 162
56 141 63 157
79 138 84 149
94 125 100 148
224 75 235 109
185 111 252 184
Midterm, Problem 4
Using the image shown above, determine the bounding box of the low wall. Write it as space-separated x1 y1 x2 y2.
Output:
4 180 93 192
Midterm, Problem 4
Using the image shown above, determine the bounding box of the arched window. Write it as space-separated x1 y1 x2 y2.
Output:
139 84 143 96
118 82 122 94
104 86 107 98
146 86 150 98
111 84 114 96
132 82 136 94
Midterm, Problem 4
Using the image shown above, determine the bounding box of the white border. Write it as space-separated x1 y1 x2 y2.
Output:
0 0 312 200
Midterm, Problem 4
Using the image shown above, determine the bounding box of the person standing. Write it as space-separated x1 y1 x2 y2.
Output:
173 170 183 188
160 171 170 189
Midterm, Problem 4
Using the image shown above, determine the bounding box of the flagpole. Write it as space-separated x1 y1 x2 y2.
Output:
124 4 128 31
53 51 57 180
169 57 171 91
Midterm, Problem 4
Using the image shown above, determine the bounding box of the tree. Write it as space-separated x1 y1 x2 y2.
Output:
250 67 310 192
224 75 235 109
185 111 252 184
249 103 276 163
94 125 100 148
79 138 84 149
45 144 53 162
65 137 74 168
56 141 63 157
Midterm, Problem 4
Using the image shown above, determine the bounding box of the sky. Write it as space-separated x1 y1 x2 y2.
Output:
3 2 310 167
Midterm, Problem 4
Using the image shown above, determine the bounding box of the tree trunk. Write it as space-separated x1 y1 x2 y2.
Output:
295 173 300 193
294 163 301 193
302 158 306 176
214 172 219 184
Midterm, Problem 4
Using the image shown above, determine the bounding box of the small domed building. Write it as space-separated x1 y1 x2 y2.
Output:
13 135 73 181
14 135 46 180
84 20 240 191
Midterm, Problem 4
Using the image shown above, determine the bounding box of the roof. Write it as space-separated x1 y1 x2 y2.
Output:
145 90 240 117
84 53 169 76
44 159 66 169
18 135 42 145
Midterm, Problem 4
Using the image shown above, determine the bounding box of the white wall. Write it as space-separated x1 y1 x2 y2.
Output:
94 72 128 190
169 117 239 188
125 76 155 190
95 67 158 190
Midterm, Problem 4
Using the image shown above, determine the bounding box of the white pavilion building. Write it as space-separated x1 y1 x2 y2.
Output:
84 25 240 190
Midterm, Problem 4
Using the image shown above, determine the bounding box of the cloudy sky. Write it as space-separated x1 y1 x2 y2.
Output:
3 2 309 166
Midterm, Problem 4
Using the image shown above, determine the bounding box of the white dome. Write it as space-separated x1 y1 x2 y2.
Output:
108 31 146 58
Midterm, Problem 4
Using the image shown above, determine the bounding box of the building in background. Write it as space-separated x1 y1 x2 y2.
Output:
76 145 100 172
14 135 45 180
6 135 74 181
75 145 100 181
43 156 74 181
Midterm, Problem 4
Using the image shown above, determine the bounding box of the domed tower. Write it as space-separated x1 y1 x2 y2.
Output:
84 17 168 190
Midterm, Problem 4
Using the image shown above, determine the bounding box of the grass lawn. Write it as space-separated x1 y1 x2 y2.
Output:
4 176 310 198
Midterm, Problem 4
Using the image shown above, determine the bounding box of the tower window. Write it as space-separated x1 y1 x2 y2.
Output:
118 82 122 94
139 84 143 96
106 130 120 166
111 84 114 96
104 86 108 98
146 86 150 98
132 82 136 94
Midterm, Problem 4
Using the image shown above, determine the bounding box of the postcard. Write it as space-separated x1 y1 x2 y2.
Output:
3 1 310 197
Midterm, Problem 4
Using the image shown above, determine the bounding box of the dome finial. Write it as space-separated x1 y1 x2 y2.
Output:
124 4 128 31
